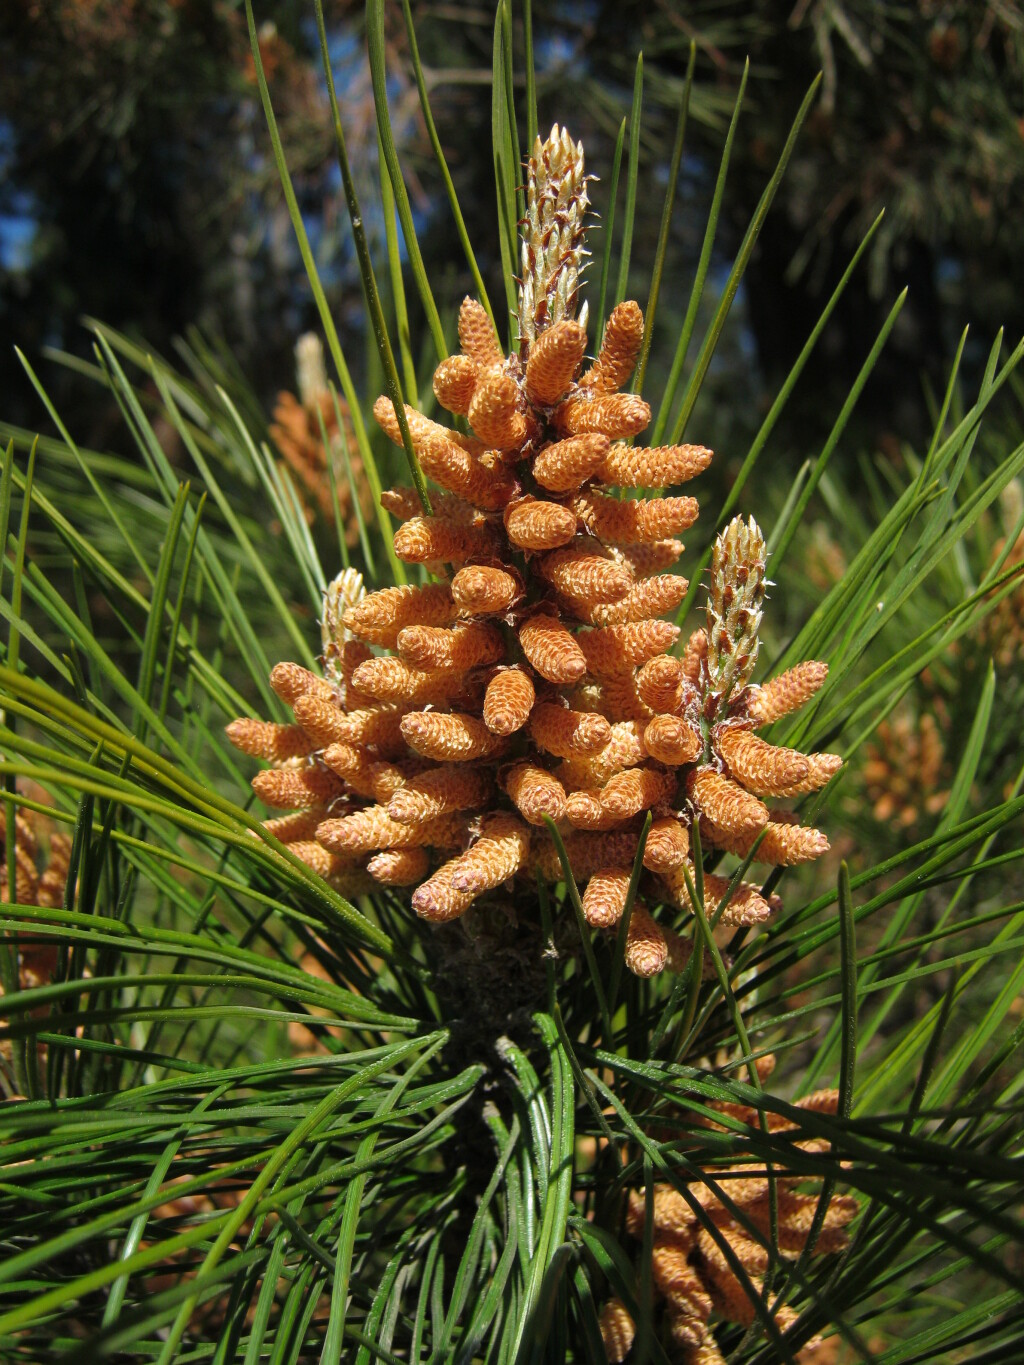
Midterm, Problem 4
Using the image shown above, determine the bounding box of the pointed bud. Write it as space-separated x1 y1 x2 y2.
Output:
706 516 767 710
519 125 590 346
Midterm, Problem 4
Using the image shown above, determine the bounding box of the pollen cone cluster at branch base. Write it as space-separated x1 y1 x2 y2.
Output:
599 1056 859 1363
226 125 840 978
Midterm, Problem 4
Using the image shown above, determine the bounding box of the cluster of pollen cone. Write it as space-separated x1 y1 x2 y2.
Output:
599 1055 858 1363
228 125 841 977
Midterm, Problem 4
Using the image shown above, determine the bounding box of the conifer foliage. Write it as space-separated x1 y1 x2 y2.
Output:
2 9 1023 1362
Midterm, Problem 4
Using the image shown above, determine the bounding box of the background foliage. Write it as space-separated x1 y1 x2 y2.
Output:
4 2 1024 442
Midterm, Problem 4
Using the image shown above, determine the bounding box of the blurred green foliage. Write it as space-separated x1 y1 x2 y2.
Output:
3 1 1024 453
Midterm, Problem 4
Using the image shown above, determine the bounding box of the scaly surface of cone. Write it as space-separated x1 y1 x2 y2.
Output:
705 515 766 713
228 128 840 977
519 125 590 346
